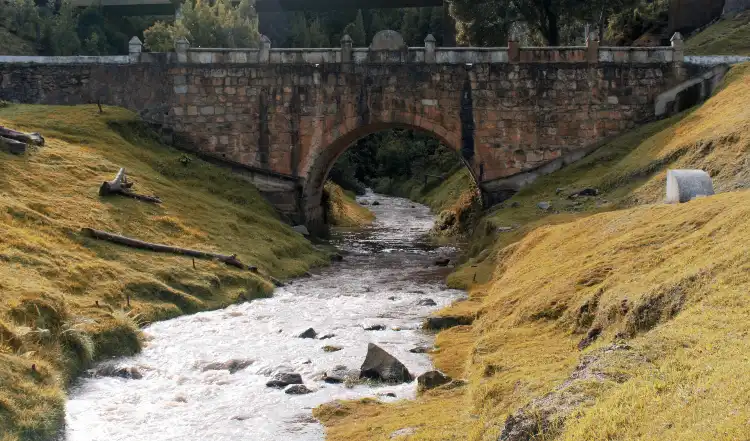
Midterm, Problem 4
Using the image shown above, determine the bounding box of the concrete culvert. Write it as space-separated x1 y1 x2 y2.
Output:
665 169 714 203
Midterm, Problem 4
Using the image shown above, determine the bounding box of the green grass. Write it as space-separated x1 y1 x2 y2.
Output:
0 104 327 441
315 64 750 441
324 181 374 227
686 11 750 55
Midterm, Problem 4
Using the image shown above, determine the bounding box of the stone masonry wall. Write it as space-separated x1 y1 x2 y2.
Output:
0 61 171 122
165 62 677 223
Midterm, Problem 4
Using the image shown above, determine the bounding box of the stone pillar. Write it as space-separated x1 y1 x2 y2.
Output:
671 32 684 62
128 36 142 63
671 32 686 81
508 31 520 64
174 36 190 63
586 32 599 64
259 35 271 64
341 34 353 64
425 34 437 63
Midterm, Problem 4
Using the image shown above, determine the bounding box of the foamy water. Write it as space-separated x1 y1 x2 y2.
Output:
64 192 464 441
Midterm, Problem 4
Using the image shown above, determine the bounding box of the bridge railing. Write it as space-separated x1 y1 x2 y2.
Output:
0 34 687 66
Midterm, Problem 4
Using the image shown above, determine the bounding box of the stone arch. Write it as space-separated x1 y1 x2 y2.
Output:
299 112 484 232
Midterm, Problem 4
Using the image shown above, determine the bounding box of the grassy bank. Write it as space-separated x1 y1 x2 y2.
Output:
0 105 327 440
324 181 374 227
0 25 36 56
685 11 750 56
315 65 750 441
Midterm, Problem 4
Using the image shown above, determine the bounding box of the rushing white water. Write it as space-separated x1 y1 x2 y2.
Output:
65 192 464 441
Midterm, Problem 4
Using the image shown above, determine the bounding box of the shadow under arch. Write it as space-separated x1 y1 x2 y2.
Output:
299 119 484 233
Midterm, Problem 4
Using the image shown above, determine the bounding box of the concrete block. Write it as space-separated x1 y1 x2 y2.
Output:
665 169 714 203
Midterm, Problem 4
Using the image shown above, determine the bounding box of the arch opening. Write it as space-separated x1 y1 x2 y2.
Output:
300 121 482 233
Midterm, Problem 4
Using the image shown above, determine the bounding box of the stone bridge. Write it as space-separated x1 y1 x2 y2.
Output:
0 31 704 232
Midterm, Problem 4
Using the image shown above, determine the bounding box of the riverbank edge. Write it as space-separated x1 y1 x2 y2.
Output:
0 105 332 441
313 63 750 440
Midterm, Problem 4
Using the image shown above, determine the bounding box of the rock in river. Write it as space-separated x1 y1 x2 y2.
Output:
298 328 317 338
364 324 386 331
417 370 451 390
417 298 437 306
266 372 303 388
285 384 312 395
423 315 473 330
434 258 451 266
201 359 253 374
359 343 413 384
323 366 359 384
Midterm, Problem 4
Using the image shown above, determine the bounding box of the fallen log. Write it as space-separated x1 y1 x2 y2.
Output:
0 136 26 155
99 168 162 204
81 227 251 270
0 126 44 146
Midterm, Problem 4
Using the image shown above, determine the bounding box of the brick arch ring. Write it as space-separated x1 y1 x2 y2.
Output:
298 112 485 231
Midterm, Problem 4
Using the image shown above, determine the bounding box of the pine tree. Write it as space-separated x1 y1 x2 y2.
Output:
343 10 366 46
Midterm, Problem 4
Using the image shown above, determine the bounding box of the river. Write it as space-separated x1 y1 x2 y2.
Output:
64 192 465 441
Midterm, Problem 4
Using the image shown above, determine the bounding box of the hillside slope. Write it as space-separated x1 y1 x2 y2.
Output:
0 105 327 441
0 26 36 56
685 10 750 56
315 65 750 441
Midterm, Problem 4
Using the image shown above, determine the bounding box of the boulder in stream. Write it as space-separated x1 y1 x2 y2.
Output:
359 343 413 384
298 328 317 339
323 365 360 384
409 346 431 354
364 324 386 331
89 364 143 380
285 384 312 395
417 298 437 306
266 372 303 388
434 258 451 266
201 359 253 374
417 370 451 390
423 315 473 330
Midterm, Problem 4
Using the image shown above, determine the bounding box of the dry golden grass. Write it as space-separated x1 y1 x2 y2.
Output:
315 65 750 441
324 181 374 227
0 104 327 440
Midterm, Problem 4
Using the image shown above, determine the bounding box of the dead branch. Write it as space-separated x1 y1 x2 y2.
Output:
99 168 162 204
0 136 26 155
81 227 251 270
0 126 44 146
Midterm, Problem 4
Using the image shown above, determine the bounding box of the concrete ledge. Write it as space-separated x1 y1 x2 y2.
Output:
0 46 680 66
0 55 131 64
685 55 750 65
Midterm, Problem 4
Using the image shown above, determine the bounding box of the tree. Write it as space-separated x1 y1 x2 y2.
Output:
308 18 330 47
368 10 389 39
144 0 259 49
450 0 641 46
44 0 81 55
143 20 174 52
450 0 514 46
343 10 366 46
288 12 310 47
